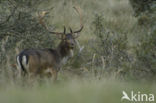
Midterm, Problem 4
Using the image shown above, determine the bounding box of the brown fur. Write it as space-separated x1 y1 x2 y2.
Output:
17 36 75 81
17 6 83 81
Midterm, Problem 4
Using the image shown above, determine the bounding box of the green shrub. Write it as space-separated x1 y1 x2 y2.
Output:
129 0 156 79
0 0 55 77
129 0 156 26
134 28 156 78
91 14 130 77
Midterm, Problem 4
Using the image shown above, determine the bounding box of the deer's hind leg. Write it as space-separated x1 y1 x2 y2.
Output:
49 68 57 82
44 68 57 82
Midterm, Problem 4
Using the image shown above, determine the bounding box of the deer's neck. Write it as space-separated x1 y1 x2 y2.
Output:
57 41 71 59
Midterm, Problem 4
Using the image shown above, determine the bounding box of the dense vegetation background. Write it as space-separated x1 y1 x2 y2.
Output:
0 0 156 103
0 0 155 80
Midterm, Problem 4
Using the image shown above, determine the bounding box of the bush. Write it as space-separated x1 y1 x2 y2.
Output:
134 28 156 78
91 14 131 78
129 0 156 79
0 0 55 77
129 0 156 26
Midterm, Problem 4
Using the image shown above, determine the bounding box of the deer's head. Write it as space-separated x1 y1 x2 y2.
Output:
38 6 83 57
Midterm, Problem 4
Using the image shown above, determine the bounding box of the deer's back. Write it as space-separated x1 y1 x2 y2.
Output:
17 48 61 73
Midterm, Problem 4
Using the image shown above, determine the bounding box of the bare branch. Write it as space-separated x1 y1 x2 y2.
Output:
0 6 17 25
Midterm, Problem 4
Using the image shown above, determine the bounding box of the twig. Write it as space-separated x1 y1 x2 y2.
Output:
0 6 17 25
75 39 84 54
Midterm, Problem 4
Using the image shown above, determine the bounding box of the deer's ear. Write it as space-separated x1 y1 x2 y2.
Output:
70 27 73 33
61 34 66 40
64 26 66 34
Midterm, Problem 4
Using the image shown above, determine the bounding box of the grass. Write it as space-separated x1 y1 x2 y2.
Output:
0 78 155 103
0 0 156 103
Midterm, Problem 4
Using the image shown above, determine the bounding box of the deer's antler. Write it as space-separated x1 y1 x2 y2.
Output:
38 6 83 39
72 6 84 38
38 11 64 35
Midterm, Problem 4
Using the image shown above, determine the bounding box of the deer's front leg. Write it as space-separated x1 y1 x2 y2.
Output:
51 69 58 81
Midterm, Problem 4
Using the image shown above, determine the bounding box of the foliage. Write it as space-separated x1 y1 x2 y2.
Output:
90 14 131 78
0 0 55 75
129 0 156 26
0 0 156 81
134 28 156 78
0 1 156 103
129 0 156 79
129 0 153 16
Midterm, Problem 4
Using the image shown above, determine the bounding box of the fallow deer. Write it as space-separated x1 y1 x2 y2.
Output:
16 6 83 80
